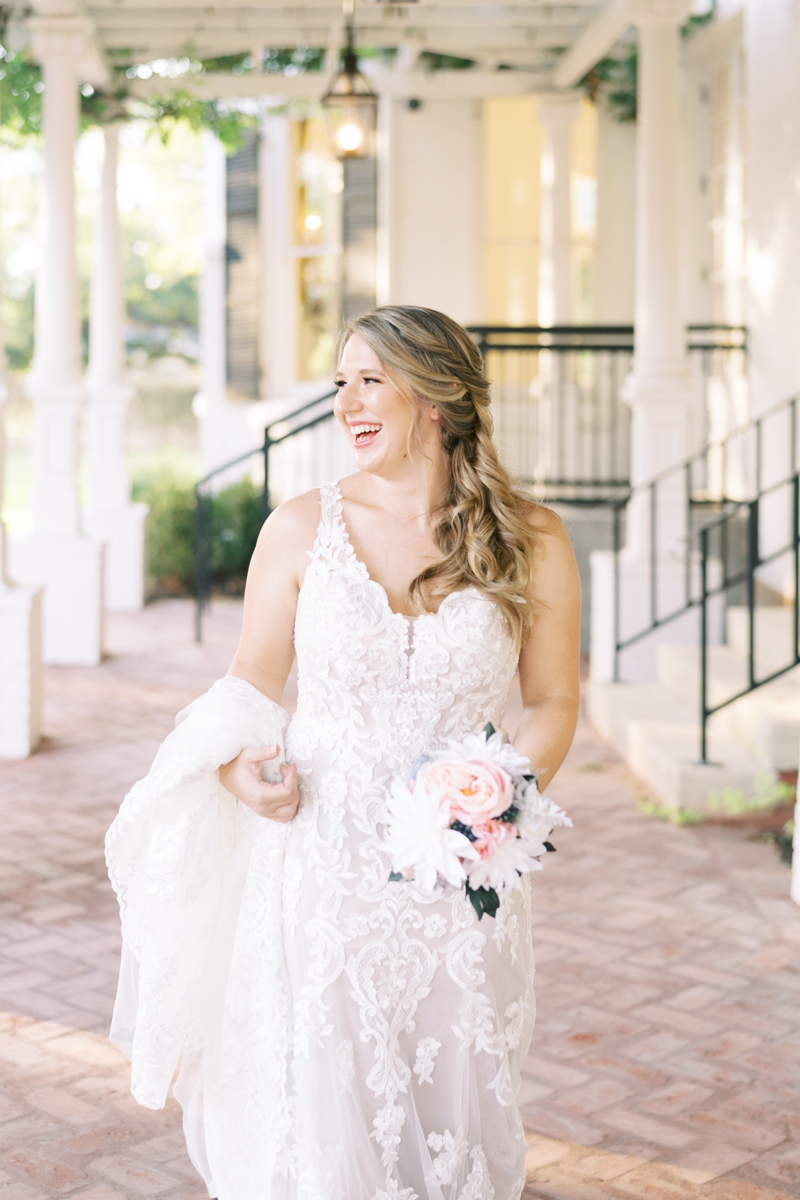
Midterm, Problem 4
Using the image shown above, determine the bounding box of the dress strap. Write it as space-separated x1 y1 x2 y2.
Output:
311 481 347 560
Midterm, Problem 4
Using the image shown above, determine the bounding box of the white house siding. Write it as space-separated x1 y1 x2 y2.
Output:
746 0 800 414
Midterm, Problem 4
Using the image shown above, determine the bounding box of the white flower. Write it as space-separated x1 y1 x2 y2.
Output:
517 781 571 822
441 729 533 781
465 831 546 892
384 778 478 892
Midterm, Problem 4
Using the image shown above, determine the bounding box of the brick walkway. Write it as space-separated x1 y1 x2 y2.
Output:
0 600 798 1200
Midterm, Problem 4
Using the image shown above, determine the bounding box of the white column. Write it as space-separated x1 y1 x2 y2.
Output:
84 124 147 611
10 18 104 666
538 97 580 326
625 1 695 492
0 341 43 759
594 106 636 322
196 131 256 478
590 0 695 682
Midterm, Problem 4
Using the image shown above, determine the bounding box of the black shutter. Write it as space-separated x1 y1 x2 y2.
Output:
226 132 260 398
342 156 377 321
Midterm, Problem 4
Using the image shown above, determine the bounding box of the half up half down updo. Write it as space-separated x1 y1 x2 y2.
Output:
337 305 541 649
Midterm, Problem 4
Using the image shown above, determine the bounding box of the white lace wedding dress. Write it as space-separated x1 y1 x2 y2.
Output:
108 481 536 1200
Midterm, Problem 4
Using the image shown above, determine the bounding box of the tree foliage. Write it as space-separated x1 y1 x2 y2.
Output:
0 47 257 151
580 51 637 123
578 3 716 123
0 50 43 141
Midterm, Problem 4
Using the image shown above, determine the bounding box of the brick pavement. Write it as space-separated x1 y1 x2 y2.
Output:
0 599 797 1199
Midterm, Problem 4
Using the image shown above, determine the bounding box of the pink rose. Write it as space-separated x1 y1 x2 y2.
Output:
471 819 514 859
415 756 513 825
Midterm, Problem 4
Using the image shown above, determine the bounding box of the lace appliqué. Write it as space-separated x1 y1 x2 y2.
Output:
459 1147 495 1200
337 1039 355 1095
427 1128 469 1186
282 856 303 937
424 914 448 939
413 1036 441 1085
372 1098 406 1169
297 1143 345 1200
492 897 520 966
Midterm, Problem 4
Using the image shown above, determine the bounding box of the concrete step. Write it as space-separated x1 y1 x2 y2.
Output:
727 605 797 673
586 679 772 814
656 642 800 772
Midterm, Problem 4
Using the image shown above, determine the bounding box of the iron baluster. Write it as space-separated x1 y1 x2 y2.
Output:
650 481 657 627
684 461 692 606
613 502 621 683
747 498 759 690
699 526 709 764
261 425 273 523
794 474 800 664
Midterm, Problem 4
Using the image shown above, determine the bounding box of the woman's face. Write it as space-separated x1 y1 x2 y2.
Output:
334 334 440 478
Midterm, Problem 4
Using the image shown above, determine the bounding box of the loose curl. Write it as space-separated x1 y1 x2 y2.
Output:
337 305 543 648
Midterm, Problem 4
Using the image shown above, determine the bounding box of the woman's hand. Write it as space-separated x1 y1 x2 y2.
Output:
218 745 300 823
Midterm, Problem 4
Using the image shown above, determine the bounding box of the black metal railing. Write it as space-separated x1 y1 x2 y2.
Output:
611 393 799 762
192 324 747 645
194 389 336 641
468 324 746 503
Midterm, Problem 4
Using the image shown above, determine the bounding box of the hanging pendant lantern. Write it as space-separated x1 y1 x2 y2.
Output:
322 24 378 159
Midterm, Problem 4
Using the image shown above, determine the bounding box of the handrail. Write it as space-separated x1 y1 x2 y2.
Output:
194 388 337 641
468 322 746 352
611 391 800 762
695 480 800 761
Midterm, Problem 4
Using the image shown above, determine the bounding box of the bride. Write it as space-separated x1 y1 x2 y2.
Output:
106 305 581 1200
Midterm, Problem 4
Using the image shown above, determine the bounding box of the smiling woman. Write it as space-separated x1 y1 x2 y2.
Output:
332 306 544 645
107 304 581 1200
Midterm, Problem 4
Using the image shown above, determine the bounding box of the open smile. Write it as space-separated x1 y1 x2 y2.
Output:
350 423 382 447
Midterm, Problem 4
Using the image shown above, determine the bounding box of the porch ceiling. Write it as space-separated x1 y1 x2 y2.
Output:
26 0 610 91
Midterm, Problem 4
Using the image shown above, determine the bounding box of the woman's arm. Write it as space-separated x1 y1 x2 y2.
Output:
514 509 582 789
219 491 320 821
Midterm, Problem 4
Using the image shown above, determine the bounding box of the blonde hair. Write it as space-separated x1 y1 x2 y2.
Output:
337 305 540 647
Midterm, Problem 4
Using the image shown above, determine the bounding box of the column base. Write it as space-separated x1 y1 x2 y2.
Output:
9 534 105 666
84 502 148 612
0 585 43 758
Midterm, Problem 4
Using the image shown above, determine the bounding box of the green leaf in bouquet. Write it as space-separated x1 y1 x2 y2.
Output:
465 883 501 920
544 841 556 852
484 722 496 738
388 871 406 882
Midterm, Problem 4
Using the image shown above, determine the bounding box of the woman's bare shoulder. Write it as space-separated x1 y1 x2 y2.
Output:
523 500 566 538
258 487 323 545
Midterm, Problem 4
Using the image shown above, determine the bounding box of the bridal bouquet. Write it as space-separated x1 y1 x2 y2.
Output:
384 724 571 919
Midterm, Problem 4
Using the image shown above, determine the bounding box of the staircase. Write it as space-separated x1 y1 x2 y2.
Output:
588 605 800 812
588 394 800 818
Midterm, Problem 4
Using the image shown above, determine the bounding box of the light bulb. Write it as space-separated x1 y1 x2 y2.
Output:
337 123 364 152
305 214 322 231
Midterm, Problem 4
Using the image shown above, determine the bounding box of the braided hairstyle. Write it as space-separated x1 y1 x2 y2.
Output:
336 305 541 647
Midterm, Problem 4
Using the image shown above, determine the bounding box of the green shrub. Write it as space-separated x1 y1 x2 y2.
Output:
210 479 262 593
132 468 195 597
131 468 262 599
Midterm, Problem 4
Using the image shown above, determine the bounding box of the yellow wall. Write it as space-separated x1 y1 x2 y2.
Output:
484 97 543 324
290 116 342 380
483 95 598 324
